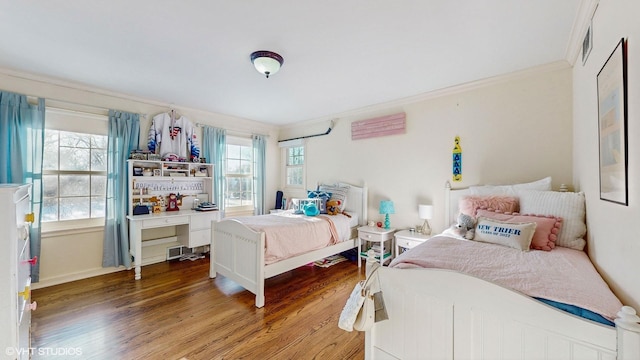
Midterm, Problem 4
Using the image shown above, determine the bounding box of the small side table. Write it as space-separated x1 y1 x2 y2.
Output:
357 226 396 267
395 229 431 255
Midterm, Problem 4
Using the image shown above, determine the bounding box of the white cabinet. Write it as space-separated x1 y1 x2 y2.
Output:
126 160 219 280
395 229 431 255
0 184 34 360
357 226 396 267
177 211 221 248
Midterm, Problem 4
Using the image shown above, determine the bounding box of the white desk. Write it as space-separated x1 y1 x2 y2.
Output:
127 209 220 280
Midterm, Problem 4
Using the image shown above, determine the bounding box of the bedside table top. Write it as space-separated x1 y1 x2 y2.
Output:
395 229 432 240
358 226 396 234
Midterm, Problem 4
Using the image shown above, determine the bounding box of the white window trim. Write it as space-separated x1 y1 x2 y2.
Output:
225 136 255 213
41 108 108 232
281 143 306 193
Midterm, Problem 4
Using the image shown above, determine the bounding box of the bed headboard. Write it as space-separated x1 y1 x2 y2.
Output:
444 181 470 227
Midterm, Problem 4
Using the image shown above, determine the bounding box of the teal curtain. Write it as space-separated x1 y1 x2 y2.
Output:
202 126 226 215
103 110 139 268
0 91 45 282
252 135 266 215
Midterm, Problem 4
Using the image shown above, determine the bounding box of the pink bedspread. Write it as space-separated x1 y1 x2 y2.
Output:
231 212 348 265
389 235 623 321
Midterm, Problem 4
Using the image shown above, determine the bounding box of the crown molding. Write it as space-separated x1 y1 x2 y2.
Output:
564 0 600 66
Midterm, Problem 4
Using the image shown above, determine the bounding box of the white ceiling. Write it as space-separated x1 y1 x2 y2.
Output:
0 1 585 126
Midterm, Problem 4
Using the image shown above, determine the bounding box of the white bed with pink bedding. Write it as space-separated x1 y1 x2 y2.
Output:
365 180 640 360
210 182 367 308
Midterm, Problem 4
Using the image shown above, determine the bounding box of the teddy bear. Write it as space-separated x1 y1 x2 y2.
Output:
326 199 342 215
452 213 476 239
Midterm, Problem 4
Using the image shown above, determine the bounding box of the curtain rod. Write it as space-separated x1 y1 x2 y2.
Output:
26 96 148 119
195 122 269 138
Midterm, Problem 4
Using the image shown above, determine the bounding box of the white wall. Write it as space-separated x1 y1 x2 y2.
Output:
0 70 280 287
281 63 574 234
573 0 640 310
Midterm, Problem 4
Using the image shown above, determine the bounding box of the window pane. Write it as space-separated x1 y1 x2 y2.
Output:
60 197 90 220
43 174 58 197
239 159 251 174
91 134 107 148
42 198 58 222
227 159 241 173
227 144 240 159
60 131 90 148
91 148 107 171
60 175 90 197
240 146 252 160
43 130 59 170
287 167 303 186
287 146 304 166
91 196 105 218
91 175 106 196
60 147 90 171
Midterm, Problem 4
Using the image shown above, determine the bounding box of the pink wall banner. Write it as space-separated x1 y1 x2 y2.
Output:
351 113 406 140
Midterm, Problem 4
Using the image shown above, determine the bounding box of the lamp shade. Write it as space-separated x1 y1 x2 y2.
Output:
418 204 433 220
250 50 284 78
379 200 395 215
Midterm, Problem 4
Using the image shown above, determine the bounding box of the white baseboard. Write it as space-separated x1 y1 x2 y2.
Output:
32 266 127 289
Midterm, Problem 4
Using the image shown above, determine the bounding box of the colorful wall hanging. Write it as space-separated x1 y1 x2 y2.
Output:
452 136 462 182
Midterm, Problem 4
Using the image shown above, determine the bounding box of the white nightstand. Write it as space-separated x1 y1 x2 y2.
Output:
395 229 431 255
357 226 396 267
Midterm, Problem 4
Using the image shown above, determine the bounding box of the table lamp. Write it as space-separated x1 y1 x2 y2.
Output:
379 200 395 229
418 204 433 235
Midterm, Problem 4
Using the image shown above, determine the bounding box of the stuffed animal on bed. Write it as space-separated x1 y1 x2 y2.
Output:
326 199 342 215
452 213 476 239
326 199 352 217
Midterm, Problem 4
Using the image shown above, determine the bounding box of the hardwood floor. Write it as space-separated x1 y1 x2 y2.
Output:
31 255 366 360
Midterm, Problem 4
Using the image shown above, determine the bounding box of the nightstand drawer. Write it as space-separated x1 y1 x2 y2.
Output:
396 237 423 250
359 232 394 241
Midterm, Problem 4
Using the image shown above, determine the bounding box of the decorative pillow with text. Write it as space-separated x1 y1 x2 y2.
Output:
475 209 562 251
473 217 536 251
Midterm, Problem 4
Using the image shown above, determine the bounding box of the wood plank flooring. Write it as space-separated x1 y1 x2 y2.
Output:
31 255 366 360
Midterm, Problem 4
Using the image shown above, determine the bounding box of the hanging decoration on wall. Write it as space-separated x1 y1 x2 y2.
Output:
452 136 462 182
351 113 405 140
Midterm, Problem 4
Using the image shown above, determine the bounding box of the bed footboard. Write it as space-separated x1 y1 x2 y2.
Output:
366 266 631 360
210 219 266 308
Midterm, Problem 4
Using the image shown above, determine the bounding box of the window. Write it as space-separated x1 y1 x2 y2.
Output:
42 109 108 225
225 137 254 212
285 146 304 187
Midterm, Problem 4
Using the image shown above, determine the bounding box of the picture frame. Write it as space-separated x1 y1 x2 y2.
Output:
597 38 628 205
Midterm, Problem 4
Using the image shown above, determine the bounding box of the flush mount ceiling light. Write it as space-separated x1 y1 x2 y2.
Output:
250 50 284 78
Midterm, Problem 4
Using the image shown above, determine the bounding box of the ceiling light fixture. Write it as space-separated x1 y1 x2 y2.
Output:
250 50 284 78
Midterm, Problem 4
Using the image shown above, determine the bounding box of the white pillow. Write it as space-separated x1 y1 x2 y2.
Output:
318 183 350 211
469 177 552 196
474 217 536 251
518 190 586 251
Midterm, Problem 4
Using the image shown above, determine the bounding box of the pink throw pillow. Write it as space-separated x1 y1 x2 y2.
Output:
475 209 563 251
459 195 519 217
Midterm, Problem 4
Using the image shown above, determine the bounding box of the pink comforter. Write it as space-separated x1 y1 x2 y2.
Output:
231 212 346 264
389 235 623 321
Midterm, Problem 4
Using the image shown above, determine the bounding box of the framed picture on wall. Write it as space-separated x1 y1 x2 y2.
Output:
597 38 628 205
